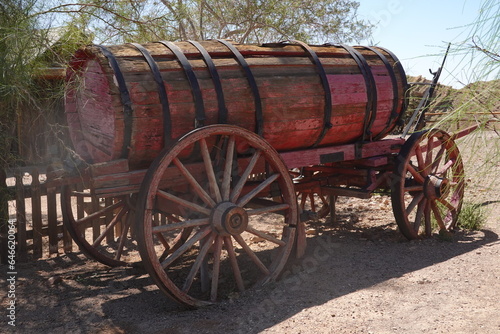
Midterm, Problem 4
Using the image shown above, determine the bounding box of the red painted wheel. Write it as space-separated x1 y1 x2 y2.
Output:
61 186 138 266
391 129 465 239
135 125 298 307
293 169 330 220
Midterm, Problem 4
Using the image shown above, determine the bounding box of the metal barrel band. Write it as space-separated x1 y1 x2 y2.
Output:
340 44 377 142
129 43 173 147
364 46 400 140
187 40 228 124
376 46 409 127
158 41 206 128
96 45 133 158
215 39 263 136
288 40 333 147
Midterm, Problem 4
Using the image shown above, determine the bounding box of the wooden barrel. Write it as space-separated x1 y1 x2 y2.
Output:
65 40 408 169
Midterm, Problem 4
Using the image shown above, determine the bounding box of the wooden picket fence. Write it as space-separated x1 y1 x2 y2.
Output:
0 166 80 263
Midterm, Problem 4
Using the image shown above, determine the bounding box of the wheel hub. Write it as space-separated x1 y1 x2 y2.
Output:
211 202 249 236
424 175 449 200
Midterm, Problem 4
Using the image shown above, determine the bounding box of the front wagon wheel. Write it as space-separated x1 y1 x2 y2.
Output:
135 125 298 307
391 129 465 239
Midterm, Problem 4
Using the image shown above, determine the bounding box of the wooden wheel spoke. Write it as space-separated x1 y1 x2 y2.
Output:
210 236 224 302
173 157 216 208
152 217 210 233
309 193 316 212
413 201 425 231
222 135 236 201
236 173 280 207
157 189 211 216
245 226 286 246
430 201 447 230
233 234 270 275
230 150 262 202
114 218 131 260
437 197 457 212
182 232 217 293
404 185 424 192
223 236 245 292
75 200 124 226
437 159 455 176
430 145 446 174
424 200 432 235
299 193 307 209
415 145 425 174
91 205 128 247
161 227 211 269
424 137 434 175
406 164 425 184
405 192 424 216
200 138 222 203
247 203 289 216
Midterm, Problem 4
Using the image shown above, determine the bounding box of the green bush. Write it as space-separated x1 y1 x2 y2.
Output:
458 202 487 231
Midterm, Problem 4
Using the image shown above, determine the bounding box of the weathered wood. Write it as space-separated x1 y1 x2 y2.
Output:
31 169 43 258
66 40 407 169
14 172 27 260
280 137 405 169
46 184 58 255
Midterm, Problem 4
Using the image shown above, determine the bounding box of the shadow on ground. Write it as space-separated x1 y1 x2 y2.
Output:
7 224 498 334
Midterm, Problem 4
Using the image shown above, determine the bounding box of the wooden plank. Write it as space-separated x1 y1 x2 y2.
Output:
31 169 43 259
321 186 372 199
46 185 58 255
15 172 27 260
280 137 405 169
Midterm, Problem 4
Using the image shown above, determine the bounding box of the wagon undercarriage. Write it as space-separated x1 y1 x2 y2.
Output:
55 123 471 306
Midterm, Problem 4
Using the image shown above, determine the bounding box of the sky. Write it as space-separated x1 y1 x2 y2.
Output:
356 0 492 88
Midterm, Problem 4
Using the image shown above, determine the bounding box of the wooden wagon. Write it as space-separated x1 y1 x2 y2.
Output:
58 40 473 307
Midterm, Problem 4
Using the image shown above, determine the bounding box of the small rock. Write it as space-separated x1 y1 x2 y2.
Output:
48 276 63 285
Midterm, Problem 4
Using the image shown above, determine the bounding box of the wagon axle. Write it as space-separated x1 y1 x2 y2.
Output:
211 202 249 236
424 175 450 200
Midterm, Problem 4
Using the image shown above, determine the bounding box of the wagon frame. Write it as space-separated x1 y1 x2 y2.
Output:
55 120 479 307
56 39 483 307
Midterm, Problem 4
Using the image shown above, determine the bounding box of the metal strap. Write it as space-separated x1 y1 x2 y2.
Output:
364 46 400 140
216 39 263 136
96 45 133 158
158 41 206 128
129 43 173 147
289 40 333 147
376 46 409 127
340 44 377 141
187 40 228 124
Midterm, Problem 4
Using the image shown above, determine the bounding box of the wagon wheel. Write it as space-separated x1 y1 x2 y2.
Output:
292 169 330 220
391 129 465 239
61 186 138 267
136 125 297 307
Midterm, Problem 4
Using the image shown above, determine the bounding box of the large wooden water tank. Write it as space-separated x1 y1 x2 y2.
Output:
65 40 408 169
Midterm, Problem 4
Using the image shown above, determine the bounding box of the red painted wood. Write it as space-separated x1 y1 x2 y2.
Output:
66 41 407 169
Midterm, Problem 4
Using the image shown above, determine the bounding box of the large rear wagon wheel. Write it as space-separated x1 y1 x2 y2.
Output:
61 186 138 267
391 129 465 239
136 125 298 307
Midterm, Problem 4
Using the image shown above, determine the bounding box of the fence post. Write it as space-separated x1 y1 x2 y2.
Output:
15 171 27 261
31 168 43 259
